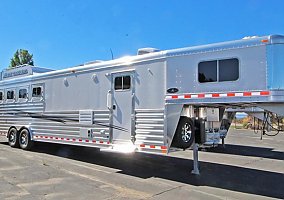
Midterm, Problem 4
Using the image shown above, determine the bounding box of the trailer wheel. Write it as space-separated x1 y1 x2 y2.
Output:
19 129 34 150
172 117 195 149
8 128 19 148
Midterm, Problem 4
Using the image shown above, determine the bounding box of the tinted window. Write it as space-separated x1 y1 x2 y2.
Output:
19 89 28 99
198 58 239 83
32 87 42 97
7 90 14 100
0 92 3 101
219 58 239 82
198 61 217 83
114 76 131 90
114 77 123 90
123 76 131 90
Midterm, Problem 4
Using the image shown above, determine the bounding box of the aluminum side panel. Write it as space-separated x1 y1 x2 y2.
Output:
165 104 183 147
44 70 111 111
267 44 284 90
166 46 267 94
0 101 44 133
134 60 166 109
135 109 165 146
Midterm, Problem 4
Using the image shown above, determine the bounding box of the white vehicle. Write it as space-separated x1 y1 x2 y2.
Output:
0 35 284 157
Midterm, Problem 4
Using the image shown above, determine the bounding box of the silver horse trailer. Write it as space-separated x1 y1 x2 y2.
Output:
1 35 284 158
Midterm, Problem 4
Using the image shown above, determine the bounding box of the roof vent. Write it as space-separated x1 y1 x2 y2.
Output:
137 48 160 55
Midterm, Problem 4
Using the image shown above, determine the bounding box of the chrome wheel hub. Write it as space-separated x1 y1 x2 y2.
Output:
20 133 27 145
9 132 15 142
181 123 192 143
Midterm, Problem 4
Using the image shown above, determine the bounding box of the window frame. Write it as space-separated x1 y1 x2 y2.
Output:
114 76 123 90
218 58 239 82
114 75 132 91
31 84 44 101
198 60 218 83
5 88 16 103
198 57 240 84
0 90 4 103
18 86 29 102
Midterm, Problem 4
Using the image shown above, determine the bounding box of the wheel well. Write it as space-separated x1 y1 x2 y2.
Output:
18 126 33 140
18 126 29 132
8 126 18 137
171 117 206 145
171 116 195 149
7 126 31 139
7 126 19 136
8 126 18 132
171 117 185 140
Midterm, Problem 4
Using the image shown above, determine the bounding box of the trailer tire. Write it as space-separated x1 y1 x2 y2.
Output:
172 117 195 149
8 128 19 148
19 129 34 150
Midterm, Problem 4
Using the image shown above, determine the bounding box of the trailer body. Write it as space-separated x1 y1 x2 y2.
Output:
1 35 284 154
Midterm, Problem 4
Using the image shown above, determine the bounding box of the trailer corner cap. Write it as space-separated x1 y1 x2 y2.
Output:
137 47 160 55
269 34 284 44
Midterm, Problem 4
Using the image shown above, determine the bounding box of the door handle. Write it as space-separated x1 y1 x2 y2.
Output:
107 90 112 110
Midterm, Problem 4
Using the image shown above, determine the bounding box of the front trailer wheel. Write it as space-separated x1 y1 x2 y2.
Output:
172 117 195 149
19 129 34 150
8 128 19 148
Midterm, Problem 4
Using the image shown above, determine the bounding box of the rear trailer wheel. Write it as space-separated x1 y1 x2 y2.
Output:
19 129 34 150
172 117 195 149
8 128 19 148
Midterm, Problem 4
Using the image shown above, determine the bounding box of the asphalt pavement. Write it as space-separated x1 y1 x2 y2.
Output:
0 129 283 200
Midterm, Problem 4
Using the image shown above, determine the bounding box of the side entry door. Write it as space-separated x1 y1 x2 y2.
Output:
110 72 135 143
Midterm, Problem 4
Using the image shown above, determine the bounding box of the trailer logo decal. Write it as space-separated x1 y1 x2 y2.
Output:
8 109 128 132
3 68 29 79
166 91 270 100
167 88 179 93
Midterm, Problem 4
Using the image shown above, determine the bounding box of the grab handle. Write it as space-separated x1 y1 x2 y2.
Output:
107 90 112 110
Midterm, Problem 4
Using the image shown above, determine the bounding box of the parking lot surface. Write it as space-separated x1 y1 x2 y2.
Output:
0 129 283 200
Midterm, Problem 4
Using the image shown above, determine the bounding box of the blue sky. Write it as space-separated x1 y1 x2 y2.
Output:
0 0 284 70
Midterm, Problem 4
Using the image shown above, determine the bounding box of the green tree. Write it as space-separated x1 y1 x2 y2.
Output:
9 49 34 68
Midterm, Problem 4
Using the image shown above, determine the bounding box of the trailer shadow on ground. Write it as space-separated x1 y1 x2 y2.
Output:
205 144 284 161
1 141 283 199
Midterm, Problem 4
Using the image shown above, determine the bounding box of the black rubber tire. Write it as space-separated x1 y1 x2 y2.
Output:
8 128 19 148
19 129 34 150
172 117 195 149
